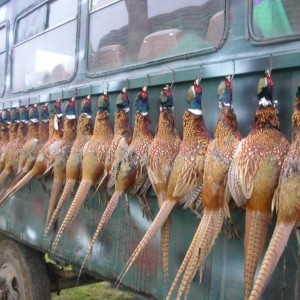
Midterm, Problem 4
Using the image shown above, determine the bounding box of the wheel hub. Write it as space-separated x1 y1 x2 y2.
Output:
0 263 20 300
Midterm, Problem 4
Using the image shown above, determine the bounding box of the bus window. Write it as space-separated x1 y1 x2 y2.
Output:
12 0 78 92
16 5 47 44
251 0 300 39
0 24 6 97
49 0 78 28
88 0 226 74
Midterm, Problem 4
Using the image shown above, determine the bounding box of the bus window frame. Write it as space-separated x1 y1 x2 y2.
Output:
86 0 230 78
90 0 121 11
247 0 300 45
11 0 80 94
0 21 8 98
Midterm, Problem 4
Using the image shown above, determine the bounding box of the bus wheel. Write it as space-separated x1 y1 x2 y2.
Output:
0 239 50 300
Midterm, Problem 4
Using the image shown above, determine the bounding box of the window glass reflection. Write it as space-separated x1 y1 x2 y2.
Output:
49 0 77 28
12 21 76 92
16 5 47 43
252 0 300 39
88 0 225 73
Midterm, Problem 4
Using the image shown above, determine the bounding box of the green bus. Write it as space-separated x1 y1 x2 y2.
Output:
0 0 299 299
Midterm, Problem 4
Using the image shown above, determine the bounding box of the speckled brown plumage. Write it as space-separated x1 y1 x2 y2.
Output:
117 110 211 287
3 120 50 194
51 110 114 252
0 114 64 208
0 122 9 158
167 107 242 300
99 109 132 193
77 112 153 280
147 108 181 279
250 94 300 300
227 105 289 300
44 117 77 233
44 114 93 237
0 122 19 173
0 119 28 187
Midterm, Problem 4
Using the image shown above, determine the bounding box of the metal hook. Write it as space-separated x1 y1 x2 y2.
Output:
170 70 175 89
146 74 151 86
199 66 204 82
104 82 109 94
232 60 235 80
125 78 129 90
269 55 273 75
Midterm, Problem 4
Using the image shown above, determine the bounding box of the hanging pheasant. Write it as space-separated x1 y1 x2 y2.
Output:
227 71 289 299
77 85 154 281
0 106 29 188
51 92 114 252
249 85 300 299
146 84 181 279
0 100 64 207
15 105 39 176
0 111 10 156
1 103 50 196
167 104 242 300
44 97 78 232
44 96 93 237
0 109 19 173
116 79 210 287
97 87 132 195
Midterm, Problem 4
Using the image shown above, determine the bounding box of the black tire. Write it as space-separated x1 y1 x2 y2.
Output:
0 239 51 300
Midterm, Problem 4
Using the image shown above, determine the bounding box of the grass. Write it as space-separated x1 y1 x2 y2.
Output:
46 255 134 300
51 281 134 300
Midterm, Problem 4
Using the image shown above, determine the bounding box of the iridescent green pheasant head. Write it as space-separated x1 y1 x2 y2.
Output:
41 103 49 123
98 92 110 113
135 85 149 115
20 106 29 123
81 95 92 118
116 87 130 113
187 78 202 115
12 107 20 123
257 68 277 107
160 84 174 111
29 104 39 123
66 96 76 119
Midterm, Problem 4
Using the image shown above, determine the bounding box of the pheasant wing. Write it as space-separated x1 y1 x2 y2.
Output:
173 152 205 199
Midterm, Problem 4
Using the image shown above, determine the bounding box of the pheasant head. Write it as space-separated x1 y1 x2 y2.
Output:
116 87 130 112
